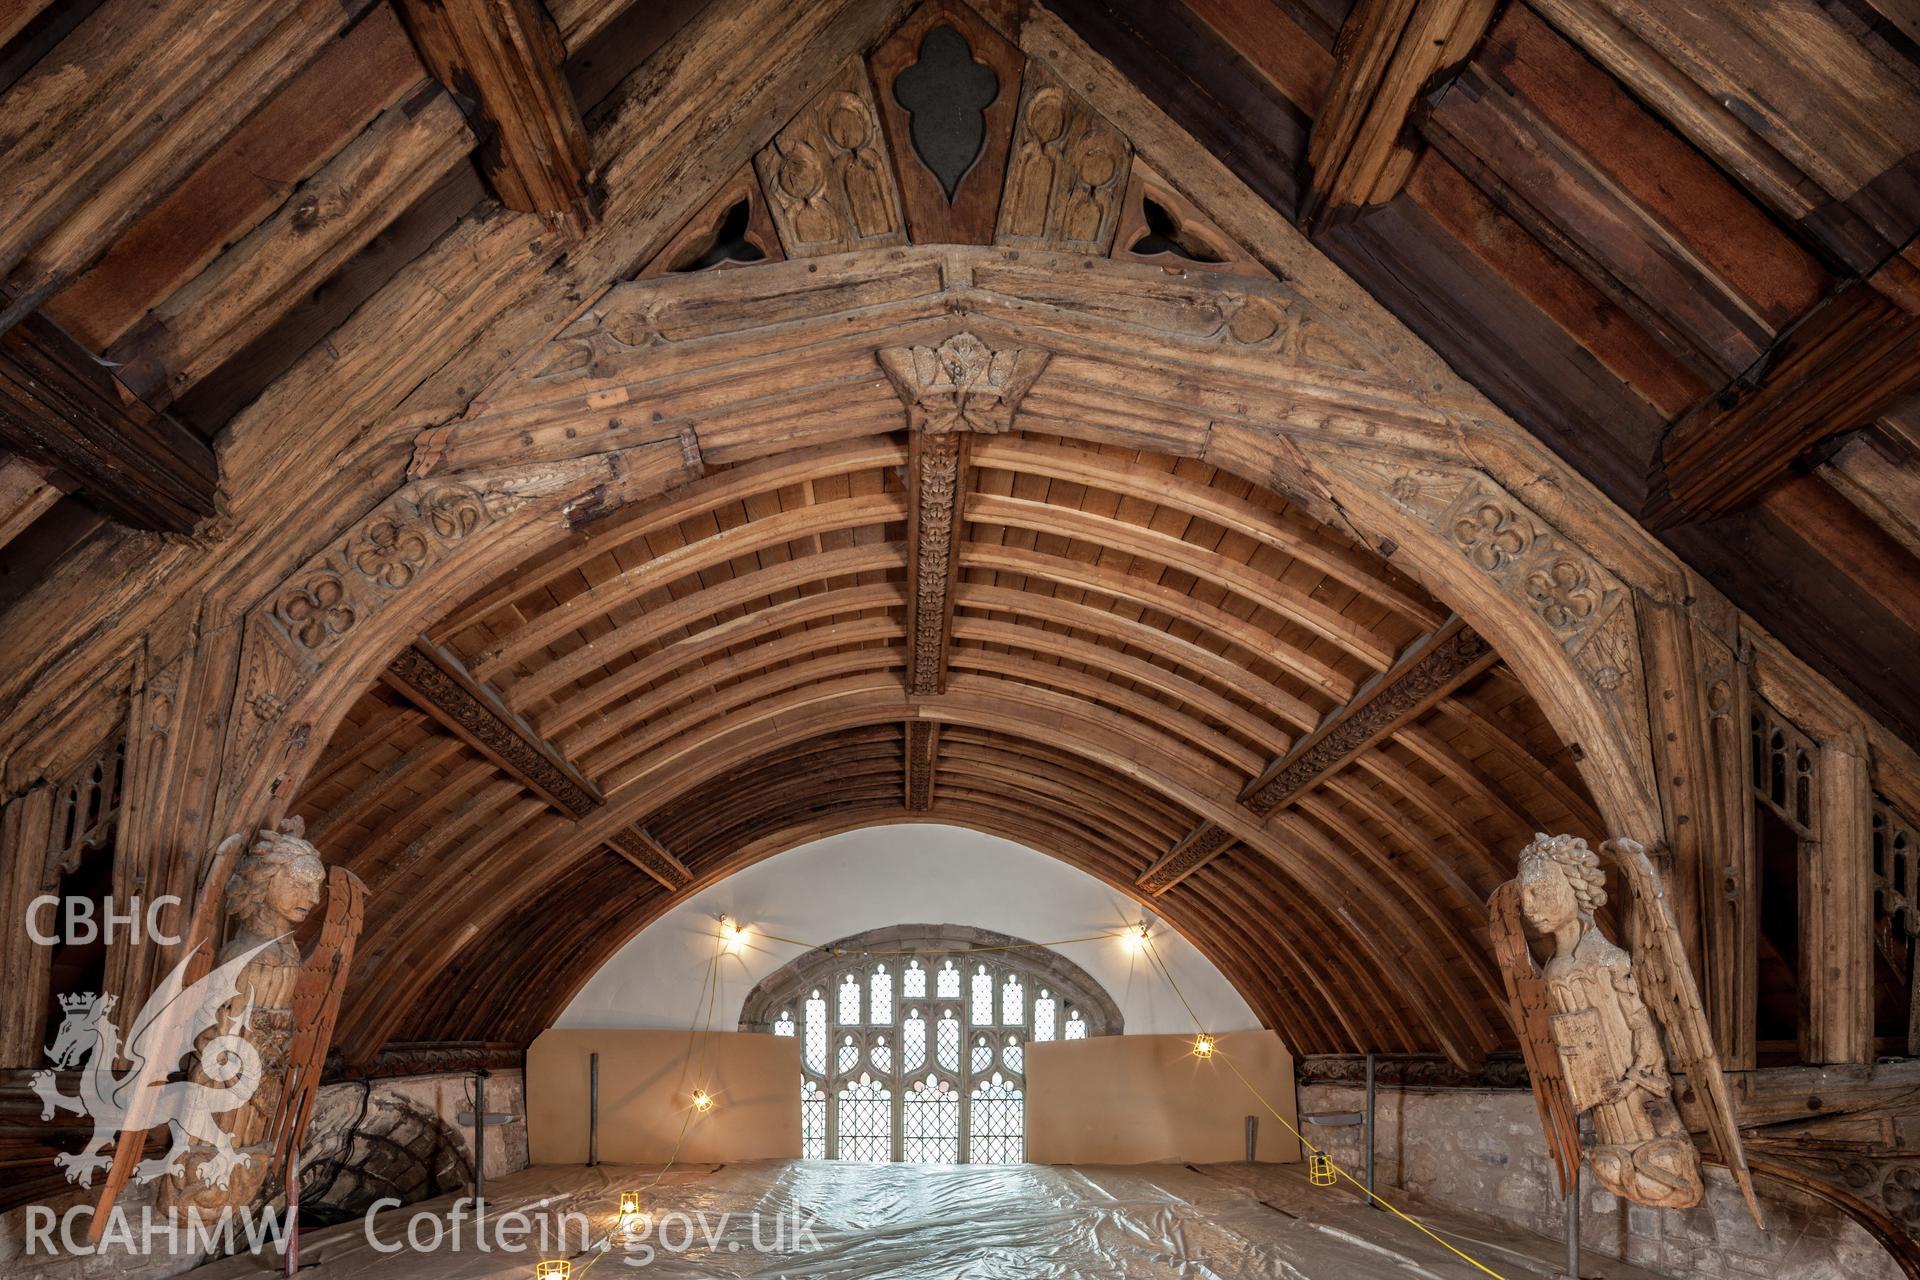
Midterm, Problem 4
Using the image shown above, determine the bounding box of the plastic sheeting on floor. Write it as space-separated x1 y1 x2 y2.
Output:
197 1160 1673 1280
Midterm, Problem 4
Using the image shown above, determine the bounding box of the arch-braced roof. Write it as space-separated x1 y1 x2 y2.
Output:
299 417 1600 1069
272 3 1643 1075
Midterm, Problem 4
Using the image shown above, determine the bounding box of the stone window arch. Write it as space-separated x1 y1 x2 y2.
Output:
740 924 1121 1162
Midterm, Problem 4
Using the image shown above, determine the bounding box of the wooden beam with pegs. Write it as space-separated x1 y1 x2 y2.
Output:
1302 0 1499 231
606 826 692 891
1242 616 1497 816
395 0 594 223
0 312 216 533
1652 267 1920 526
381 639 605 819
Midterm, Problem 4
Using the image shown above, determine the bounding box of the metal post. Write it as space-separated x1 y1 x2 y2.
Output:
1245 1114 1258 1162
285 1147 299 1278
1562 1162 1581 1280
473 1068 489 1217
1364 1053 1377 1208
588 1052 600 1167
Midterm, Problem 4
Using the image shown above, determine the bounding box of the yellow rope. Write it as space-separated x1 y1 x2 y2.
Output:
1143 939 1509 1280
752 928 1130 957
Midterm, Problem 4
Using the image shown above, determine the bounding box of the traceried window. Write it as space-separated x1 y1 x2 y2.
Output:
742 924 1120 1163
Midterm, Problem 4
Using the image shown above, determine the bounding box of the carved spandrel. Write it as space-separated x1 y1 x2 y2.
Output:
754 61 907 258
877 331 1050 435
1112 160 1269 280
994 61 1131 254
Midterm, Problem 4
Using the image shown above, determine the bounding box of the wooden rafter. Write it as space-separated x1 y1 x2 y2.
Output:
1302 0 1499 230
605 826 691 891
906 429 966 696
395 0 593 223
0 312 216 533
1653 269 1920 525
380 639 605 818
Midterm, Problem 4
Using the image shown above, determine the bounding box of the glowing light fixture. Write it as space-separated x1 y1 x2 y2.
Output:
719 917 749 954
1309 1152 1336 1187
692 1089 715 1113
1120 922 1152 953
1191 1033 1216 1060
536 1262 572 1279
618 1191 641 1218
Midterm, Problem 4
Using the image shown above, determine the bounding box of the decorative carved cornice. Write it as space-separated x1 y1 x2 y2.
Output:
1242 616 1496 816
1296 1053 1533 1090
877 331 1050 435
1138 821 1237 896
382 640 604 819
323 1040 524 1082
908 432 963 695
905 718 936 810
607 826 692 891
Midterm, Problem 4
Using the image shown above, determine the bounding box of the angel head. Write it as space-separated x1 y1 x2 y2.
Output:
1516 832 1608 935
226 817 326 937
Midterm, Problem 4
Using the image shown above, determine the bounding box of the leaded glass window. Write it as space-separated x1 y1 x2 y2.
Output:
970 1073 1024 1164
837 1075 892 1163
838 973 861 1025
903 1074 959 1162
801 1077 827 1160
1033 989 1056 1042
741 924 1119 1163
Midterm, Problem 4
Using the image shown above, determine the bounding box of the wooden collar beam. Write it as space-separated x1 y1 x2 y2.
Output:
381 639 605 819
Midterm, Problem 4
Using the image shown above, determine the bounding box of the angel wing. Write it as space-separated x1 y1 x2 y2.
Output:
1602 837 1763 1228
1488 880 1582 1197
266 866 367 1184
109 936 279 1116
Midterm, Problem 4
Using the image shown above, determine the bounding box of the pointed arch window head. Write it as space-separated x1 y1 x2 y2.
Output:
741 924 1120 1163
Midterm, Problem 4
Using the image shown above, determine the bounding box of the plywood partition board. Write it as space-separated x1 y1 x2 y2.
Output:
527 1029 800 1164
1026 1031 1300 1164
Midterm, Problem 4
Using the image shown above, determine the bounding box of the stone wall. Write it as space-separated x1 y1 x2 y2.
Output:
1297 1081 1902 1280
0 1069 525 1279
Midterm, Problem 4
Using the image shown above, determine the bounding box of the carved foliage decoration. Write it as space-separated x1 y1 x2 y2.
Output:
909 432 962 697
267 484 512 664
1138 822 1236 896
995 61 1130 254
878 331 1050 435
755 61 907 258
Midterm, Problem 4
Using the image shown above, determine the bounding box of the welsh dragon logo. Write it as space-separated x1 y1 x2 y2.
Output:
32 939 278 1190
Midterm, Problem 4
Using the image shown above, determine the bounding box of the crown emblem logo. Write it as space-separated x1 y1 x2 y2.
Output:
58 992 102 1014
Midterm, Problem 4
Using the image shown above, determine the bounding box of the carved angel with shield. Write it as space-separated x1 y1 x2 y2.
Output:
1489 833 1762 1223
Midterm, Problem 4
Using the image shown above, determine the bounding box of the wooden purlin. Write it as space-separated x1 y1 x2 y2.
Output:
1242 616 1496 816
380 639 605 819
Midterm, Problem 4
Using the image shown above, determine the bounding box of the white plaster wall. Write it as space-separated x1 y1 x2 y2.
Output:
557 824 1259 1037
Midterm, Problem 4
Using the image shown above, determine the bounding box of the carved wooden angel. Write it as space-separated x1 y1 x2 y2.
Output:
1490 833 1762 1224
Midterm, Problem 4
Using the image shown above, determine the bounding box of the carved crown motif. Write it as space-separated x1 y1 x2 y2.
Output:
877 332 1051 434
